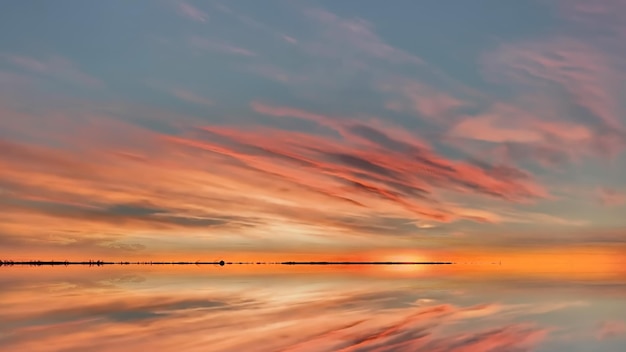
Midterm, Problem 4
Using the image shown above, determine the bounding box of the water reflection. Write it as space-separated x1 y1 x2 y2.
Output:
0 265 624 351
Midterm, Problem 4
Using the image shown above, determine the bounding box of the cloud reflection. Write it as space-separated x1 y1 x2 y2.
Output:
1 267 625 351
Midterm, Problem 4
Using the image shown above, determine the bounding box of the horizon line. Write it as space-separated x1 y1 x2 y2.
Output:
0 260 458 267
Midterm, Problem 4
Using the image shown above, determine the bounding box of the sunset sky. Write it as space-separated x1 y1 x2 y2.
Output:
0 0 625 262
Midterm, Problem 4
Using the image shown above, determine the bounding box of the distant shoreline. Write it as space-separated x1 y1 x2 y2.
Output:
0 260 455 267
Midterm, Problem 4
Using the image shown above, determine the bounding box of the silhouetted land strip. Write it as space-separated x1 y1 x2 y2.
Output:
1 260 454 267
0 260 224 266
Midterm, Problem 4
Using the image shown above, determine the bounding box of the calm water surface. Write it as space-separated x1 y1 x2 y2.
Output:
1 265 624 351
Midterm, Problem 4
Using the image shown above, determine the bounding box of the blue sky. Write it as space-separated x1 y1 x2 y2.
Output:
0 0 625 259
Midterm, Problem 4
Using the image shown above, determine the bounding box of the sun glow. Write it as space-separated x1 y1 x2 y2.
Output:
376 251 427 263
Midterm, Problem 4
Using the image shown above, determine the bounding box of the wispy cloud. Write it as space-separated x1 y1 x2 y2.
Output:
177 1 208 23
243 64 299 83
304 8 423 66
189 37 257 56
1 54 101 87
596 187 626 207
558 0 626 43
170 88 214 108
483 37 624 133
281 34 298 44
446 97 624 169
379 79 466 123
596 320 626 340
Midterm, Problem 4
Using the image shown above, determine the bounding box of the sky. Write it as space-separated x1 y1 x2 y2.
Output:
0 0 625 262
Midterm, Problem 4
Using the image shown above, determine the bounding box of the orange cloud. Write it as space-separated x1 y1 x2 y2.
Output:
0 96 558 259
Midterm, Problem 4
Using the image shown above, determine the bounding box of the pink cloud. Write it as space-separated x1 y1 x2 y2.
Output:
451 116 542 144
450 103 593 144
177 2 208 22
379 79 466 122
597 187 626 207
281 34 298 44
483 37 624 131
596 320 626 340
532 120 593 142
446 98 625 169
